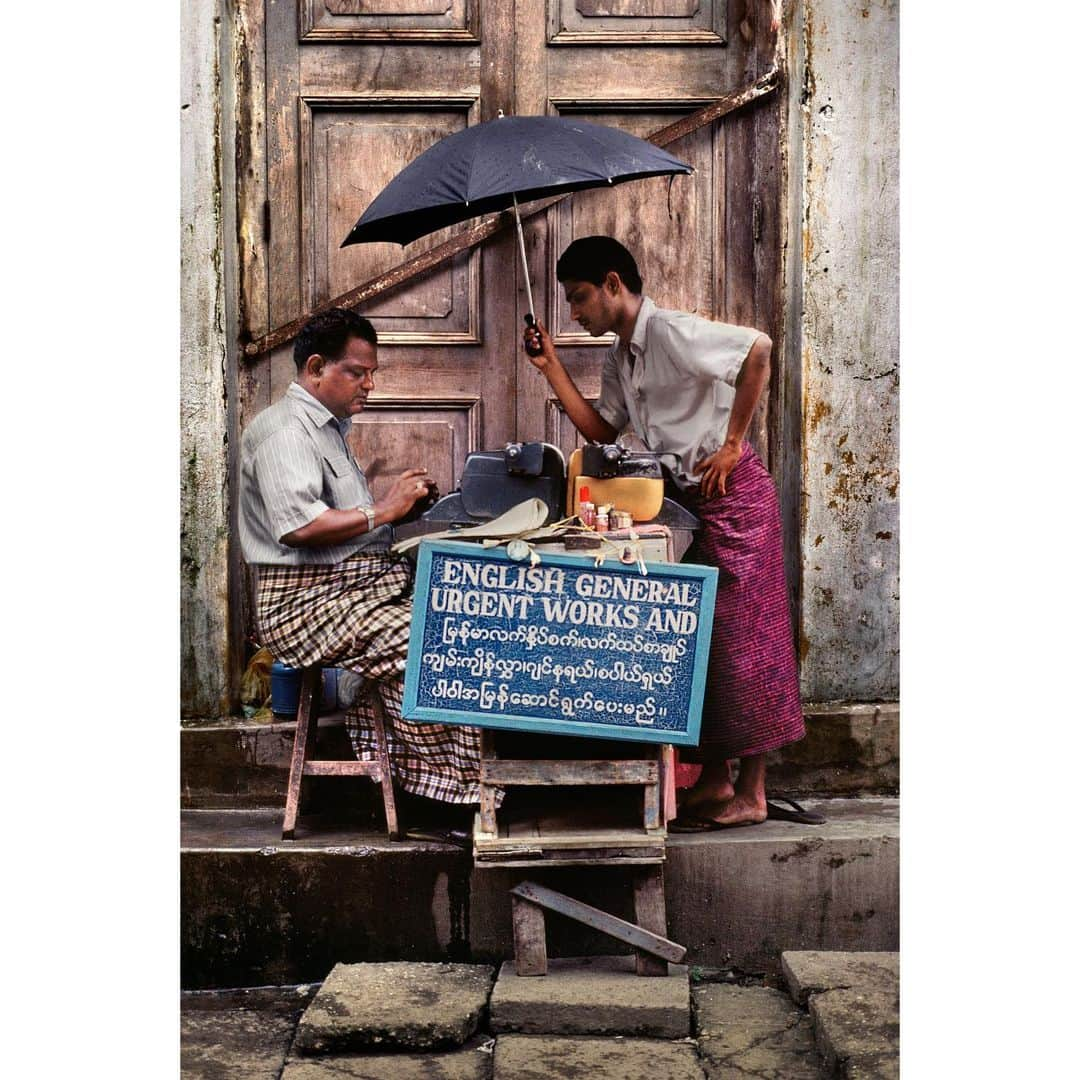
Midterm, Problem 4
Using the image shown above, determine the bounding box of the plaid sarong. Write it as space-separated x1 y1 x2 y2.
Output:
256 551 488 804
679 444 806 760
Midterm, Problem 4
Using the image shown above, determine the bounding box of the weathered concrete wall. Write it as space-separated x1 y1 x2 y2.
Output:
796 0 899 701
181 0 232 717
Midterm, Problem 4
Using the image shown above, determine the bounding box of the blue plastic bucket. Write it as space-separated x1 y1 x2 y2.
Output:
270 662 340 716
270 661 302 716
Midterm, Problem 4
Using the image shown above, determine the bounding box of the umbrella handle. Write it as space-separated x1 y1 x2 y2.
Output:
523 312 544 358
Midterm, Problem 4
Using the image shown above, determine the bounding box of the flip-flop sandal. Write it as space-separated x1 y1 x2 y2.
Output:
765 796 826 825
667 814 762 832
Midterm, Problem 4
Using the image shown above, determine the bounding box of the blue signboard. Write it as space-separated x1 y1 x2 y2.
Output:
402 539 718 746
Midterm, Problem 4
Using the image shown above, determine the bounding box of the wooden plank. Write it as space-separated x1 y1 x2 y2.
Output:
301 760 380 777
477 828 662 849
507 818 542 839
477 845 663 863
633 866 669 976
481 760 658 786
477 855 664 869
510 881 686 963
512 896 548 976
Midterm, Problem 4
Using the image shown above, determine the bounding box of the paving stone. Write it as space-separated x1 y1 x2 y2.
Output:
782 951 898 1078
781 950 898 1006
693 985 823 1079
281 1036 494 1079
181 1000 303 1079
810 986 898 1079
493 1034 704 1079
293 962 495 1055
489 955 690 1038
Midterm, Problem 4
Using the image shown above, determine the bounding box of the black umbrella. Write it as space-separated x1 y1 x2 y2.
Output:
341 114 691 342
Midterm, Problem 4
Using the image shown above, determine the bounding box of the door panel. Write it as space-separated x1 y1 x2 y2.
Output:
547 0 727 45
301 98 481 342
300 0 480 42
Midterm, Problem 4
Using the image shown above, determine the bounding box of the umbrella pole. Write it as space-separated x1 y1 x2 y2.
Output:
512 193 536 322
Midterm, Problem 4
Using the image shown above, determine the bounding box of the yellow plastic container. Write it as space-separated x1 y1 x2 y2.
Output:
566 448 664 522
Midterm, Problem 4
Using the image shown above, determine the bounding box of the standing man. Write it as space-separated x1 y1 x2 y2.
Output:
524 236 804 828
239 307 485 812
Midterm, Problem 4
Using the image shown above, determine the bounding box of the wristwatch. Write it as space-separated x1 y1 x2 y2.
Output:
360 506 376 532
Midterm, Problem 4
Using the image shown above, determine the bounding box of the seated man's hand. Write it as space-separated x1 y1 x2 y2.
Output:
382 468 436 523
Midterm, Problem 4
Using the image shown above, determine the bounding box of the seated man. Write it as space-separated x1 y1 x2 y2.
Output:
239 307 485 809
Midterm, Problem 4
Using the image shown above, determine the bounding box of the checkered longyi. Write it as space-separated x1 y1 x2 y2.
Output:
256 551 490 804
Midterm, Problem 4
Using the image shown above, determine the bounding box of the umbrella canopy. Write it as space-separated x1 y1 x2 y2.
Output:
341 115 692 249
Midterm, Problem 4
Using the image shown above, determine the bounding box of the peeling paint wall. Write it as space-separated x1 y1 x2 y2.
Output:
797 0 899 700
181 0 232 717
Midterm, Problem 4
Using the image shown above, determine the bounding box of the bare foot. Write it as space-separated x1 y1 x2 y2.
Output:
681 781 735 815
694 792 767 828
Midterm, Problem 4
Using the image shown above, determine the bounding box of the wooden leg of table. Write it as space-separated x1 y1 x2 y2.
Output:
512 895 548 976
661 744 677 826
643 774 661 832
633 866 669 976
479 729 498 836
282 668 320 840
369 692 401 841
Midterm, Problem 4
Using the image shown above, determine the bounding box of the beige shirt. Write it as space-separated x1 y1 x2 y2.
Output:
593 296 762 490
239 382 392 565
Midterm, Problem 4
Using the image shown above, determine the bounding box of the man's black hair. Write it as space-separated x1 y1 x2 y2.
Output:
556 236 642 295
293 308 377 371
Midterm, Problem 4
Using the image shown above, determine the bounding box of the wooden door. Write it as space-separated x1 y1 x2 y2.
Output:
235 0 787 642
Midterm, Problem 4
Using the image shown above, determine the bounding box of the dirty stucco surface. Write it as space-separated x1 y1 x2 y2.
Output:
798 0 899 700
181 0 231 717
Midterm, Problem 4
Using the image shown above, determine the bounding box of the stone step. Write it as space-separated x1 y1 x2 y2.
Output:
293 961 494 1055
781 951 899 1078
490 956 689 1038
181 703 898 809
182 798 897 990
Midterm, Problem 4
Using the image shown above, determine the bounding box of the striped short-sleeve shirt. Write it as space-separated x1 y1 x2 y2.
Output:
239 381 392 566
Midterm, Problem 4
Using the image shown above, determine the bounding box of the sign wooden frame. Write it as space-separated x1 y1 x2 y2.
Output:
402 539 718 745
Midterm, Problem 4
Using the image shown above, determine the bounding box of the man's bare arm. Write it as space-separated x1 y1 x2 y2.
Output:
282 468 431 547
696 333 772 498
524 321 618 444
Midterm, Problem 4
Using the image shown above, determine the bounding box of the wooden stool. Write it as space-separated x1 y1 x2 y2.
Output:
281 666 401 840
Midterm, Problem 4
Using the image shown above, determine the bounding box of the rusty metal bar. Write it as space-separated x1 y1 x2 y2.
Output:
509 881 686 963
242 66 781 359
